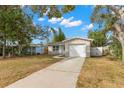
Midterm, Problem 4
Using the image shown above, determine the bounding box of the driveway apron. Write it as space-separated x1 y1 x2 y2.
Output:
7 57 85 88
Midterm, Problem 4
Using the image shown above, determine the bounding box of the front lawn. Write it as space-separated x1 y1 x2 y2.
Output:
77 56 124 88
0 55 63 87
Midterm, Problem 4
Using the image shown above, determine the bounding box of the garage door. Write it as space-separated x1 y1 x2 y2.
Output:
69 44 86 57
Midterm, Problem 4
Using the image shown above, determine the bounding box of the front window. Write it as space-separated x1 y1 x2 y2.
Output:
53 46 59 51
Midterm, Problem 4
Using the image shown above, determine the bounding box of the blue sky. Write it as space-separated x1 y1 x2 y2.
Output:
32 5 94 44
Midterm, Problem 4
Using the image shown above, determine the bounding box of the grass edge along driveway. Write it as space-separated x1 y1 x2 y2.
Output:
77 56 124 88
0 55 63 87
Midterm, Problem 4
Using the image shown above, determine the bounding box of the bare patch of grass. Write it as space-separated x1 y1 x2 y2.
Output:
77 56 124 88
0 55 63 87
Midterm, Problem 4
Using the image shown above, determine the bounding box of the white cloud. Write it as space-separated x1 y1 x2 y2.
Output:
60 17 82 27
48 16 82 27
60 17 73 25
48 17 63 24
82 23 94 31
66 20 82 27
38 18 45 21
53 27 59 32
87 24 94 29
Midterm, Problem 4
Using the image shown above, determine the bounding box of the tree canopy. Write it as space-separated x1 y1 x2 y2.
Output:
109 36 122 59
91 5 124 62
88 30 107 47
0 6 36 57
30 5 75 18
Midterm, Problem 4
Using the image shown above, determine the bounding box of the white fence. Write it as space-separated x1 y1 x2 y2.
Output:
91 47 103 56
91 46 109 56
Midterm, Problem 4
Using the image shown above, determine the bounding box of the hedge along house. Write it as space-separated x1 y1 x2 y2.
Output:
48 37 93 57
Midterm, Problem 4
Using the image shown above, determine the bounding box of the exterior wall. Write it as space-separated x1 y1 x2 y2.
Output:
68 39 91 45
35 46 44 54
65 43 69 56
59 45 65 55
64 38 91 57
91 47 103 56
48 38 92 57
48 45 65 55
48 45 53 54
86 46 90 57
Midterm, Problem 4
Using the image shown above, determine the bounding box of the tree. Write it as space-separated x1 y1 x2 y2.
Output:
0 6 36 57
30 5 75 18
51 27 66 43
34 25 50 44
91 5 124 62
88 30 107 47
109 36 122 59
0 6 21 58
58 27 66 41
0 5 75 58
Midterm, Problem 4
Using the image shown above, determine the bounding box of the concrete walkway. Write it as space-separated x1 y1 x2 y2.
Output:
7 57 85 88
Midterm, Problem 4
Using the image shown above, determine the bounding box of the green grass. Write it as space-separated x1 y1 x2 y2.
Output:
77 56 124 88
0 55 63 87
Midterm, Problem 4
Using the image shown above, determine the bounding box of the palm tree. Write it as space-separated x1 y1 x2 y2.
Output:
51 27 66 43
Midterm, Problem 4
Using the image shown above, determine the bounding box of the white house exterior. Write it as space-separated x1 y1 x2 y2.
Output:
48 37 93 57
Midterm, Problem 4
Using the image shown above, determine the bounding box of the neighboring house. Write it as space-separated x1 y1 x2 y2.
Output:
24 44 45 55
0 44 45 56
48 37 93 57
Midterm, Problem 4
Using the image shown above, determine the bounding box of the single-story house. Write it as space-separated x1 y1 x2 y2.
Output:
48 37 93 57
0 44 45 56
25 44 45 55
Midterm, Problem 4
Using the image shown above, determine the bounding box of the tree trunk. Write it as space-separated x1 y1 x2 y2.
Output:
2 39 6 58
122 44 124 62
119 38 124 63
18 45 22 56
113 23 124 62
119 36 124 63
2 45 5 58
12 46 14 56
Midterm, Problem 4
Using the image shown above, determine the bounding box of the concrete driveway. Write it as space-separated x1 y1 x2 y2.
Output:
7 57 85 88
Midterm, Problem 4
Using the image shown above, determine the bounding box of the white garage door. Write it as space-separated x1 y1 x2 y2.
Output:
69 44 86 57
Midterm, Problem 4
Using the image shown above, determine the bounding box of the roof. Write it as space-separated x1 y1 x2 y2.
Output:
48 42 64 46
4 44 44 47
62 37 93 42
48 37 93 46
104 40 113 46
29 44 44 47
